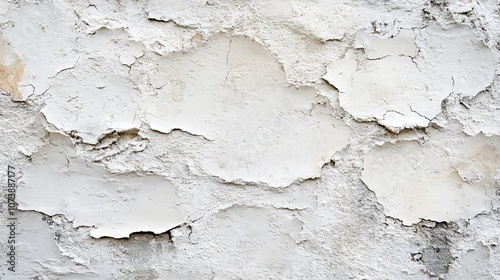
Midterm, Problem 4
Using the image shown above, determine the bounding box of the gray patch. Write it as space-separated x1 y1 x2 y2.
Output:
419 223 454 277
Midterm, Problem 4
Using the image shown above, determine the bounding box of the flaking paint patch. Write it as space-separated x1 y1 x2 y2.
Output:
362 124 500 225
445 86 500 136
40 28 143 144
1 0 500 278
142 33 351 187
323 24 495 132
17 132 195 238
145 0 431 84
1 2 80 99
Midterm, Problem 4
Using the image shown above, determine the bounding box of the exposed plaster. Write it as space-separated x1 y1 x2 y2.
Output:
1 0 500 279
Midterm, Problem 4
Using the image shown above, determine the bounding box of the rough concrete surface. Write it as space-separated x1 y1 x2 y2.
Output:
0 0 499 279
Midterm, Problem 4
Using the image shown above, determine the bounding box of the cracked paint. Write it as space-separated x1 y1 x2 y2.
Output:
362 123 500 225
17 133 195 238
1 0 500 279
323 24 495 132
40 28 143 144
142 33 351 187
1 2 80 100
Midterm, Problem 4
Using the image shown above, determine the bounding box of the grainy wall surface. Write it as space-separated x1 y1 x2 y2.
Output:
0 0 499 279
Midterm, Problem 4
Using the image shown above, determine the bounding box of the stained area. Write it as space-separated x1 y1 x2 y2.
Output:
0 38 24 101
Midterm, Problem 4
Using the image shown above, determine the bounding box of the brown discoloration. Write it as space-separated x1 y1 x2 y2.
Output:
191 33 203 43
0 38 25 101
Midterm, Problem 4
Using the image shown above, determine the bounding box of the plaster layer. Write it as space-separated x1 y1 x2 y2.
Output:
0 0 499 279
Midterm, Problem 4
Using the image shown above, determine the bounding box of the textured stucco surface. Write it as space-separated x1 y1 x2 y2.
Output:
1 0 500 279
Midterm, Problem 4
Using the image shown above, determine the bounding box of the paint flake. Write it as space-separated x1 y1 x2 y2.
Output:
324 24 495 132
362 127 500 225
17 133 194 238
143 33 351 187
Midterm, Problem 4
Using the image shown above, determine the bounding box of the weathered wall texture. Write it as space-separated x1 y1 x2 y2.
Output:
1 0 499 279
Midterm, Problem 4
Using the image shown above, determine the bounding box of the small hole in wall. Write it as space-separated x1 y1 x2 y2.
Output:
411 252 423 262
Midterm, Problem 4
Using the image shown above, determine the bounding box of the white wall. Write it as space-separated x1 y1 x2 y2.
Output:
1 0 499 279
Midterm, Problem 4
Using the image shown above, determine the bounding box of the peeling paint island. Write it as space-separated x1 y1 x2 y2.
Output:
323 24 495 132
1 0 500 279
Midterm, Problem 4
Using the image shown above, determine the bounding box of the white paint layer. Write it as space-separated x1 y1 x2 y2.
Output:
18 133 193 238
40 28 143 144
144 33 351 187
1 0 500 278
324 24 495 132
362 127 500 225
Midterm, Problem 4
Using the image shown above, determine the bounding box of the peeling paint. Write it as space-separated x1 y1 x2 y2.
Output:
362 124 500 225
324 24 495 132
143 33 351 187
1 0 500 279
18 133 195 238
40 28 143 144
1 2 80 99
